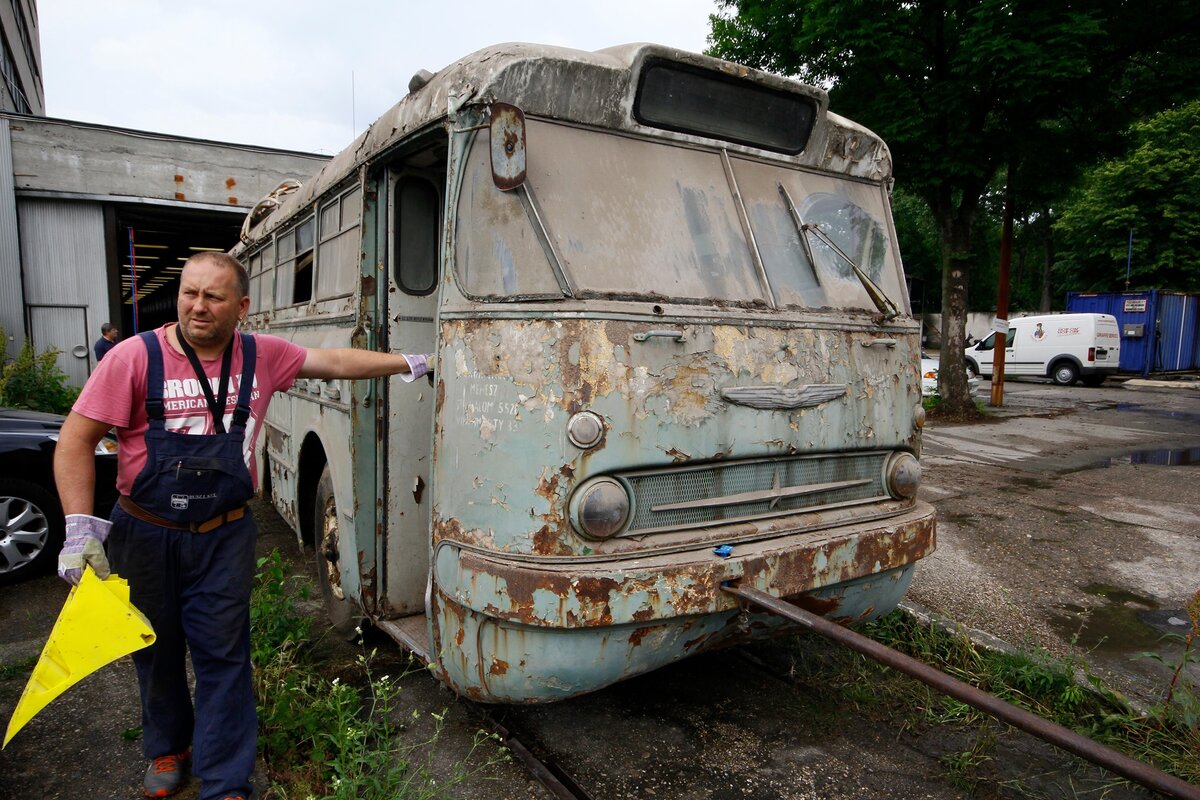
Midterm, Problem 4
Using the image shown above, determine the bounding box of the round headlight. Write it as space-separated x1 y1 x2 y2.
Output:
567 411 605 449
570 477 631 539
885 452 921 499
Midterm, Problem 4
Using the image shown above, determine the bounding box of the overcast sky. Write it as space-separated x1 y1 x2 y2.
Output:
39 1 720 155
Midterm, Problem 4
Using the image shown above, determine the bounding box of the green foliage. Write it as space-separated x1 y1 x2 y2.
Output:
856 611 1200 785
249 550 508 799
707 1 1200 411
1054 100 1200 293
0 325 80 414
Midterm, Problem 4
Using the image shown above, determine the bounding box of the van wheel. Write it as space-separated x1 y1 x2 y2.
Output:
966 360 979 378
1051 361 1079 386
314 464 358 638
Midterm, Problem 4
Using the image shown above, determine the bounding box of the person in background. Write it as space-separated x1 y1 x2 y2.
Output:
54 252 431 800
94 322 119 362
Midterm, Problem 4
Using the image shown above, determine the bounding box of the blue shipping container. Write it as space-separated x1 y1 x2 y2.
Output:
1065 290 1199 375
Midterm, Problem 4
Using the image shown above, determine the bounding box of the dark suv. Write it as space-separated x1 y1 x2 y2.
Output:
0 408 119 585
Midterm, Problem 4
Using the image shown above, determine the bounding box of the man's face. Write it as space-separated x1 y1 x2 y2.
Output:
105 328 119 342
177 259 250 351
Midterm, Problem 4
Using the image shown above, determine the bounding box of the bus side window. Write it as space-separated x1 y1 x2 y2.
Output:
394 176 439 295
293 218 315 304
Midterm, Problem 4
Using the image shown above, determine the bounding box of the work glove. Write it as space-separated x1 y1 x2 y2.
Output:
400 353 434 382
58 514 113 585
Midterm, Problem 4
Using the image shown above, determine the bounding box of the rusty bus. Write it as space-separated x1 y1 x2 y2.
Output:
233 42 936 703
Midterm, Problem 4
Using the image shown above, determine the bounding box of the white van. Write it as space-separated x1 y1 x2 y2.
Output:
964 313 1121 386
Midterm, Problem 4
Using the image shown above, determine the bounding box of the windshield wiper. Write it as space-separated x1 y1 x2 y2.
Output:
778 183 900 321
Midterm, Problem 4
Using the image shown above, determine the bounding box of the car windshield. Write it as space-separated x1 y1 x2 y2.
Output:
454 120 906 311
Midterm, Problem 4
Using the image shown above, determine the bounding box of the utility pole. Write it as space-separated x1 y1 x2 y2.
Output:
990 172 1014 407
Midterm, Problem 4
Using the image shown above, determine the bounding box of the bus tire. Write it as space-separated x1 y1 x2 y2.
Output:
1051 360 1079 386
314 464 358 638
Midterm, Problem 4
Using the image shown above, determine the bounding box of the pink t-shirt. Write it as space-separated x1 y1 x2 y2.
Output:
74 324 308 495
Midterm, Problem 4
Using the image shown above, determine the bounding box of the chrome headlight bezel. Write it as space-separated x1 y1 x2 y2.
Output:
568 476 632 540
884 452 921 500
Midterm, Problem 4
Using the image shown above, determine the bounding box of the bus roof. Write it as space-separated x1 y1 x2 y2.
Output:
236 42 892 248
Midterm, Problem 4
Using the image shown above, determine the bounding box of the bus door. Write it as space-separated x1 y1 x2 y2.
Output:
382 162 444 617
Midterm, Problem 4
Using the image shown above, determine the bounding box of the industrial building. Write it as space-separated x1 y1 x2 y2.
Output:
1 113 328 385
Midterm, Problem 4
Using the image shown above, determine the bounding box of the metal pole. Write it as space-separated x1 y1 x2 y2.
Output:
991 173 1014 407
127 227 139 334
723 584 1200 800
1126 230 1133 291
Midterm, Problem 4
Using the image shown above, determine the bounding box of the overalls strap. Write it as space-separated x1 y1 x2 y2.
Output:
139 331 166 424
231 333 256 431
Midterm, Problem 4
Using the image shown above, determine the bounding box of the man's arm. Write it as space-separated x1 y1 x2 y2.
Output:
297 348 425 380
53 412 114 516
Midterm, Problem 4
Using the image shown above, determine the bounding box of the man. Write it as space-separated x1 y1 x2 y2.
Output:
53 252 430 800
94 322 119 361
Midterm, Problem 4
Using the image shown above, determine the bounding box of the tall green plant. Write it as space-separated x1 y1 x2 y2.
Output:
0 325 80 414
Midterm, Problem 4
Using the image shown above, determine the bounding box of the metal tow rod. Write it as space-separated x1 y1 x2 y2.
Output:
723 584 1200 800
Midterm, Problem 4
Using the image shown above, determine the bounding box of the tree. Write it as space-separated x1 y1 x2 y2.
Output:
708 0 1199 412
1054 100 1200 293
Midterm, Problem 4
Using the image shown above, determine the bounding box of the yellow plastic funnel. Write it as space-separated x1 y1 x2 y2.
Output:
4 567 155 747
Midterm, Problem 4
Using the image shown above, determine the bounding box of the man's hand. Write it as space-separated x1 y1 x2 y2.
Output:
58 514 112 585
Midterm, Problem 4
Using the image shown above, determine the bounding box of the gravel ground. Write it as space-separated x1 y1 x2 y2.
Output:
1 378 1196 798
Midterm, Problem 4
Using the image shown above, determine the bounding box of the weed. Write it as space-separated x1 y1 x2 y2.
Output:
940 727 996 791
853 610 1200 785
249 549 509 799
0 655 37 682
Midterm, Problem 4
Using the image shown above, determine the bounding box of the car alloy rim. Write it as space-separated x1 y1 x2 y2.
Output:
0 495 50 574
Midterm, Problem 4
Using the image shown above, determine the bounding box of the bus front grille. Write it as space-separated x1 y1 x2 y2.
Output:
618 451 890 536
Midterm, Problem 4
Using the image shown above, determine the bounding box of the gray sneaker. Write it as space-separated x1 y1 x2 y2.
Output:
143 749 190 797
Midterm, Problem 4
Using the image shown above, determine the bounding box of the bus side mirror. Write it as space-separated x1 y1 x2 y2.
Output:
489 103 526 191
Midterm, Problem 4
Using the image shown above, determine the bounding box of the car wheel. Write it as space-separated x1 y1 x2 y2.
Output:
965 360 979 378
1051 361 1079 386
314 464 359 638
0 478 64 585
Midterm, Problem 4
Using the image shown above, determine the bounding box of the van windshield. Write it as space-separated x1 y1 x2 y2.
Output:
454 120 905 311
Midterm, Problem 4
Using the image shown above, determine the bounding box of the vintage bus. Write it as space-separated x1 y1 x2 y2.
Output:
233 42 935 703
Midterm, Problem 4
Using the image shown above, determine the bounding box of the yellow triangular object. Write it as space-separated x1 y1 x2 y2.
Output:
3 567 155 747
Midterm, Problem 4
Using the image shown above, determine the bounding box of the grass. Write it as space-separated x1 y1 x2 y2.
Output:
249 549 508 799
777 603 1200 790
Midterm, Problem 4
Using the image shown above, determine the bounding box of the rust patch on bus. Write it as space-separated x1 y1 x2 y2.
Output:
628 627 651 646
489 658 509 675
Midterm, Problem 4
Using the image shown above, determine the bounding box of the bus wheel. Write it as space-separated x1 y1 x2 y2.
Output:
1051 361 1079 386
314 464 358 638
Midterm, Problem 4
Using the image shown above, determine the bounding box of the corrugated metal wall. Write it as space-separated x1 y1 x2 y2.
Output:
18 199 108 386
1158 292 1200 371
0 118 24 359
1066 290 1199 375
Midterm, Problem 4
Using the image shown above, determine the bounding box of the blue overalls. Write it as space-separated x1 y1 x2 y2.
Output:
107 331 259 800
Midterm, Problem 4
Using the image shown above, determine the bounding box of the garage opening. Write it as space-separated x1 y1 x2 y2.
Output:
112 204 243 333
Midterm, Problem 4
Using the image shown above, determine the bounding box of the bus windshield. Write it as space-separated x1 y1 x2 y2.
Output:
455 119 904 311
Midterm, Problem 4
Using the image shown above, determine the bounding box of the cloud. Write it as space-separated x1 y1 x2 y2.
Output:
40 1 718 153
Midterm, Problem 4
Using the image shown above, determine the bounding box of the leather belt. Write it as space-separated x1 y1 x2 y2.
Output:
118 495 247 534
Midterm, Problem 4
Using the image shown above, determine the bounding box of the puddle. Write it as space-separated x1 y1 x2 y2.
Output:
1058 446 1200 475
1050 584 1192 658
1097 447 1200 467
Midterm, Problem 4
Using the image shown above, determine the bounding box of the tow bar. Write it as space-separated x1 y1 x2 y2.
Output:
723 584 1200 800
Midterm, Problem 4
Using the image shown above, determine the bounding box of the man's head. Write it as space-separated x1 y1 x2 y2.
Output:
100 323 119 341
176 252 251 352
